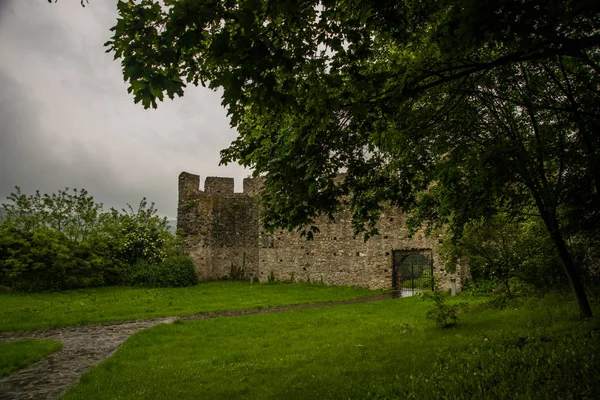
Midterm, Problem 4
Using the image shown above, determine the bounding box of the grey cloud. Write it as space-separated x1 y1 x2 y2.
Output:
0 68 119 207
59 79 72 89
0 0 250 219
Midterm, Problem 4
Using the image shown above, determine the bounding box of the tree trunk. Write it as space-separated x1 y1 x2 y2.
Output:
542 210 594 318
577 123 600 204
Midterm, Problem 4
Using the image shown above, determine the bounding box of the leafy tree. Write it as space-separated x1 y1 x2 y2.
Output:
104 0 599 317
413 59 599 315
1 187 103 242
441 214 565 295
0 188 189 291
99 199 170 266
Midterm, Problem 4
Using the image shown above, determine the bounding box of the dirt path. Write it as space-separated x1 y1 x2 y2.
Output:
0 293 396 400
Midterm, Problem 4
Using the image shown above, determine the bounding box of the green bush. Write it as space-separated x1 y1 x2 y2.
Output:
156 256 197 287
462 277 537 299
96 201 171 268
461 279 501 295
440 214 568 293
86 234 129 286
0 227 68 291
130 256 197 288
0 187 183 292
423 290 459 328
0 227 105 291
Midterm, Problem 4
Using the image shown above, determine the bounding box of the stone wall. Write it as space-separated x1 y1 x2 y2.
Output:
177 172 258 280
178 172 465 290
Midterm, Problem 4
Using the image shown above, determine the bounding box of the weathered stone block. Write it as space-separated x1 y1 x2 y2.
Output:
205 177 234 194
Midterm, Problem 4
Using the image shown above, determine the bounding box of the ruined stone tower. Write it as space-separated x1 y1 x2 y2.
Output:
178 172 464 291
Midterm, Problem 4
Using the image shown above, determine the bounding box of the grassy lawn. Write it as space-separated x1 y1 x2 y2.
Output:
62 293 599 399
0 282 383 332
0 339 62 377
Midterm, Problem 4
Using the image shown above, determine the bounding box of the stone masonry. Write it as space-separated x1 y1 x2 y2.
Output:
178 172 465 291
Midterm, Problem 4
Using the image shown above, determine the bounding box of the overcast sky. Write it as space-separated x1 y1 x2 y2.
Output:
0 0 249 219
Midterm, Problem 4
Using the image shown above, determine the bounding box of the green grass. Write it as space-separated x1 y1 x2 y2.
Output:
62 293 600 399
0 282 383 332
0 339 62 377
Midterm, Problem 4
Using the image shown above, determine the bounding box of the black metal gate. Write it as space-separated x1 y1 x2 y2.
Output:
392 250 434 295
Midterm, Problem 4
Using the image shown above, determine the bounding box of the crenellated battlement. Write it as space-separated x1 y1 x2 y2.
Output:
205 177 234 194
243 177 265 197
178 172 263 200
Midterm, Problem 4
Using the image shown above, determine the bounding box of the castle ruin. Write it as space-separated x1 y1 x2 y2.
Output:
177 172 465 291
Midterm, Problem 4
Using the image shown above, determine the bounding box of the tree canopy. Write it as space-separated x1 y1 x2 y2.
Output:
104 0 600 317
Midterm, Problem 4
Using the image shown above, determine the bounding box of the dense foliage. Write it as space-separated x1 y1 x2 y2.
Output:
104 0 600 317
441 214 568 294
130 256 198 288
0 188 196 291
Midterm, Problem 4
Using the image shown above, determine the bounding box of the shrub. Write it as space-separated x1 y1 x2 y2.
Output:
0 227 68 291
0 227 104 291
0 187 181 292
423 290 459 328
440 214 568 293
155 255 197 287
97 201 170 268
130 256 197 288
461 279 501 296
462 277 536 298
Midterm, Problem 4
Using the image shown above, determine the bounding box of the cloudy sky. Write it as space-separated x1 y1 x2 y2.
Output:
0 0 249 219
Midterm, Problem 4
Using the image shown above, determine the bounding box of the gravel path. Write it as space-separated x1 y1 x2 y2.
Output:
0 293 396 400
